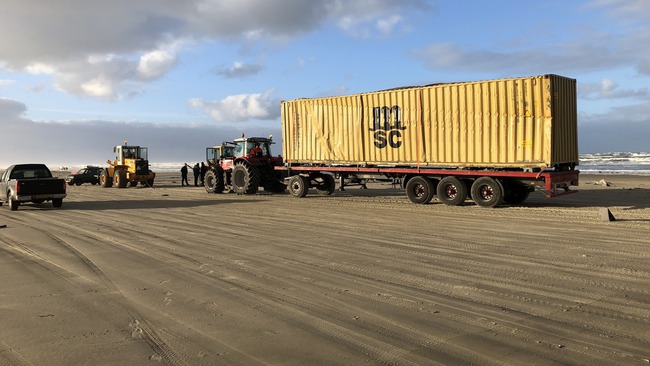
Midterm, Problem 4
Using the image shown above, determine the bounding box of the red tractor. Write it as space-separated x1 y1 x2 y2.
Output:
204 135 286 194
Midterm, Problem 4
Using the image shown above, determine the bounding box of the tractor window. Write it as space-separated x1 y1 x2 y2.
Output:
261 143 270 157
140 148 148 160
206 147 216 163
224 147 234 157
234 144 244 157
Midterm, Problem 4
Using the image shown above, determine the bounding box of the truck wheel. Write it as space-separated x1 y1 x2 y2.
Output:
100 169 113 188
146 178 155 187
315 174 335 196
205 168 225 193
406 176 435 204
114 170 128 188
471 177 503 208
75 180 82 186
52 198 63 208
437 176 467 206
232 163 260 195
8 196 18 211
129 181 138 187
288 175 309 198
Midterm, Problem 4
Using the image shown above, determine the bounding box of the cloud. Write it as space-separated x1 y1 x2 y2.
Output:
326 0 428 38
0 97 281 168
0 1 428 100
579 102 650 152
411 1 650 76
0 79 15 87
189 91 281 123
579 79 649 100
217 61 263 78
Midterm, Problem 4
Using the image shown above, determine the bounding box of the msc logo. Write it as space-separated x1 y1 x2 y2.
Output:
370 106 406 149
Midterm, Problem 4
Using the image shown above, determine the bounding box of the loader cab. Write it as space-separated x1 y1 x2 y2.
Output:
206 143 236 165
114 145 148 165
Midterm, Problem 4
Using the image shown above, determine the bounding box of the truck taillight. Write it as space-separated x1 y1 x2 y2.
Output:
16 182 20 194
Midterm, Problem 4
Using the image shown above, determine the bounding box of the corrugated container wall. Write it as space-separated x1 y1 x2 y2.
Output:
281 75 578 169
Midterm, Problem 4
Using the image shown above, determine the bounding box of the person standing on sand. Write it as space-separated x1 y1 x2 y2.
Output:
180 164 189 186
193 163 200 186
200 162 207 186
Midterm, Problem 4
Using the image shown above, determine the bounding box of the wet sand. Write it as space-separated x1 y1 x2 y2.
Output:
1 172 648 365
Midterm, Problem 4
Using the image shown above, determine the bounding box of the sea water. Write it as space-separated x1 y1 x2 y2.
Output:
578 152 650 175
60 152 650 176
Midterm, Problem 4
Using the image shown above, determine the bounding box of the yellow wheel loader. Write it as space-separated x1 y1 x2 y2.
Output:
100 144 155 188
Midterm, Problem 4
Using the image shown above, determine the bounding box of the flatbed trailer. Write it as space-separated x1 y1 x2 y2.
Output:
276 165 578 207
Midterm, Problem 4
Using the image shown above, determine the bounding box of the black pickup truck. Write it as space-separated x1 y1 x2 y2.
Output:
0 164 67 211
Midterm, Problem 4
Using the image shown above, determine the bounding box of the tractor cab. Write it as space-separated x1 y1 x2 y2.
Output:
232 137 273 158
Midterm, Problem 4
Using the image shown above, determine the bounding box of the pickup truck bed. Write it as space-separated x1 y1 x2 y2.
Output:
1 164 67 211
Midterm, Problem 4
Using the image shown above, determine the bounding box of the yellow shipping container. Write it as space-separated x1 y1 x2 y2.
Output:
282 74 578 170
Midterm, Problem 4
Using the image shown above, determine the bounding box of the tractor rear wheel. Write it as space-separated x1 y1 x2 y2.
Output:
232 163 260 195
114 170 128 188
205 168 225 193
100 169 113 188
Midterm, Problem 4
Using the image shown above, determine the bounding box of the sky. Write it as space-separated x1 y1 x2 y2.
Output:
1 0 649 168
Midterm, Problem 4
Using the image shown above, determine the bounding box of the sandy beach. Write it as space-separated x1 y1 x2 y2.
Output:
1 172 648 365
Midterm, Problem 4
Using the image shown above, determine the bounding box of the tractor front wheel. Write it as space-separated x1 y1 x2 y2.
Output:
205 168 225 193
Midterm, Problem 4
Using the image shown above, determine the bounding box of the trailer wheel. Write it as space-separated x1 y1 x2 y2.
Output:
100 169 112 188
114 169 128 188
406 176 435 204
471 177 503 208
205 168 225 193
315 174 336 196
503 184 531 204
437 176 467 206
232 163 260 195
288 175 309 198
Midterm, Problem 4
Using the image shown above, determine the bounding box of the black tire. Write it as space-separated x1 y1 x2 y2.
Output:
263 178 287 193
52 198 63 208
503 184 531 204
114 169 128 188
406 176 435 204
100 169 113 188
129 181 138 187
204 168 225 193
8 195 18 211
75 180 82 186
288 175 309 197
471 177 504 208
437 176 468 206
315 174 335 196
232 163 260 195
146 178 155 187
